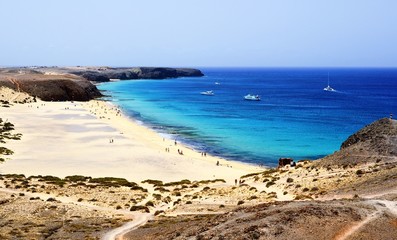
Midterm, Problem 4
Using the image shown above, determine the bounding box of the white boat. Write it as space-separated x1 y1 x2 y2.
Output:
244 94 260 101
215 82 221 85
323 73 336 92
200 90 214 96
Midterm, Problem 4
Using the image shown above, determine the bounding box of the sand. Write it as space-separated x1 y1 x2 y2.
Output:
0 87 262 184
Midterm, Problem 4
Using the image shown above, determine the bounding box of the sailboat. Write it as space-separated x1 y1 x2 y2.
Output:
323 73 336 92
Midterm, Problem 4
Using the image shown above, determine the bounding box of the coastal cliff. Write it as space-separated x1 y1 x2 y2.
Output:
0 67 204 101
70 67 204 82
315 117 397 167
0 69 102 101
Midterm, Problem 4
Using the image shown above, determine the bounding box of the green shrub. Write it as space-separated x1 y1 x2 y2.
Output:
266 181 275 188
65 175 90 182
130 205 149 213
89 177 137 187
163 179 191 187
152 193 162 200
356 170 364 175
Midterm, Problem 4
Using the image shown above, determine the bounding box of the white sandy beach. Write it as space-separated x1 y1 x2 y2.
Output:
0 87 262 183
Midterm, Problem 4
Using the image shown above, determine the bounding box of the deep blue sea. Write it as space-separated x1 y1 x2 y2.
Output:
97 68 397 166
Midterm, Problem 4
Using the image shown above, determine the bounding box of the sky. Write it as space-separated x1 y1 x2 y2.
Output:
0 0 396 67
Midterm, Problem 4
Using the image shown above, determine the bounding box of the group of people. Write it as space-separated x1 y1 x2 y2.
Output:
234 179 245 185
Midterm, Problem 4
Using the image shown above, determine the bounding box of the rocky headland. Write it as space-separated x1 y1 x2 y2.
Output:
0 66 204 101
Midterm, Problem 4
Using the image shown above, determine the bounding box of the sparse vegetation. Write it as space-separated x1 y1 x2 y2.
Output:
141 179 163 186
0 118 21 162
89 177 137 187
162 179 191 187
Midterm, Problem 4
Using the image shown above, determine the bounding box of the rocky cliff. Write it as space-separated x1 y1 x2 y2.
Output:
70 67 204 82
0 66 204 101
0 69 102 101
315 117 397 167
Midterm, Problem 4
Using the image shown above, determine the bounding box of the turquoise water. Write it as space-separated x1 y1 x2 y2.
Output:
97 68 397 166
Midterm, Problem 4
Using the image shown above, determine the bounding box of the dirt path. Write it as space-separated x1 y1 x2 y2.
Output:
101 212 152 240
334 198 397 240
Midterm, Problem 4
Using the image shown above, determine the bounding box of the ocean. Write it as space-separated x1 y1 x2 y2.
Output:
97 68 397 166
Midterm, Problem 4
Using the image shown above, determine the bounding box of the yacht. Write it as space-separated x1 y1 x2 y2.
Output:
200 90 214 96
244 94 261 101
323 73 336 92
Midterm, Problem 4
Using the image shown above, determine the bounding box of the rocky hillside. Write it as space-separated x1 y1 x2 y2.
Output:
315 118 397 167
125 199 397 240
0 66 204 101
0 69 102 101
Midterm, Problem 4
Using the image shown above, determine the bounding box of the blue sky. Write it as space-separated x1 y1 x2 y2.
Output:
1 0 396 67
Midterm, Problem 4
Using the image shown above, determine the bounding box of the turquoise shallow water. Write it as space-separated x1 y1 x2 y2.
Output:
97 68 397 166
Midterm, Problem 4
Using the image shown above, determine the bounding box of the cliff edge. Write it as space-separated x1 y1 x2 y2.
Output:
0 66 204 101
315 117 397 167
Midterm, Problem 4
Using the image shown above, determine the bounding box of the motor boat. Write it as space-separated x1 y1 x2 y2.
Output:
200 90 214 96
244 94 260 101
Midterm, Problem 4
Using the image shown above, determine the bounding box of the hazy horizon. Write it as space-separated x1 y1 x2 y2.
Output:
1 0 396 67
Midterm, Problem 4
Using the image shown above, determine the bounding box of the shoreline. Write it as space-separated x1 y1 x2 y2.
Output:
0 87 264 183
1 85 397 239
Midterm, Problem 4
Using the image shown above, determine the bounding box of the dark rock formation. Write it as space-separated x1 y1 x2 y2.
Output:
71 67 204 82
17 79 102 101
0 66 204 101
0 69 102 101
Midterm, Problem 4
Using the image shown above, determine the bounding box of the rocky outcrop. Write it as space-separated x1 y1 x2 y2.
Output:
17 79 102 101
315 118 397 167
0 69 102 101
70 67 204 82
0 66 204 101
341 118 397 150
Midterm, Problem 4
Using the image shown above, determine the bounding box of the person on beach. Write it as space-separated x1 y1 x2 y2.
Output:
216 161 219 166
